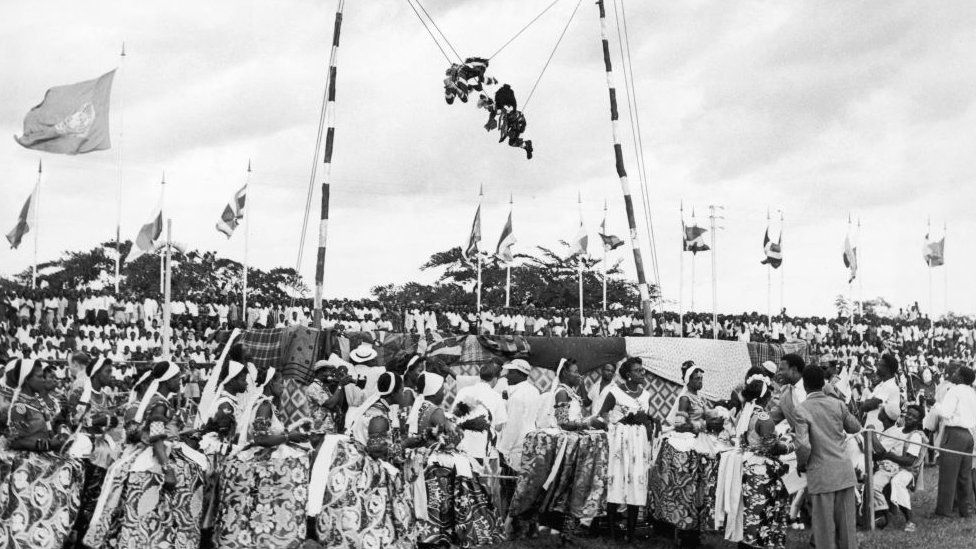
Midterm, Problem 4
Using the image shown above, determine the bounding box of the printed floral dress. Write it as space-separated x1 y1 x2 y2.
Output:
1 393 83 549
212 396 311 548
740 408 790 549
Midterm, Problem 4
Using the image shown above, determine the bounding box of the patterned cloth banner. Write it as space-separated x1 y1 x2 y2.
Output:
279 326 330 384
241 328 284 371
625 337 753 401
746 339 809 370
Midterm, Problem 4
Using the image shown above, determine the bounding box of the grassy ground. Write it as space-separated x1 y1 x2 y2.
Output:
495 466 976 549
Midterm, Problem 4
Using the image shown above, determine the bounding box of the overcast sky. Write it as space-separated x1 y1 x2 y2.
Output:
2 0 975 317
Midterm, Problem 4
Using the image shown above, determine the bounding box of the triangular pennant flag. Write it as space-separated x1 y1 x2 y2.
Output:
683 222 710 254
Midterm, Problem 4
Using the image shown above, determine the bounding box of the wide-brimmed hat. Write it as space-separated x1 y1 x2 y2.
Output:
350 343 378 364
314 354 352 371
502 358 531 375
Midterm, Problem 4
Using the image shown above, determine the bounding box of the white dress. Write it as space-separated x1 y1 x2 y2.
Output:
607 385 652 505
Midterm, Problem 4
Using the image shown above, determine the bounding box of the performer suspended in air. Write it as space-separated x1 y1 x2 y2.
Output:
482 83 533 159
444 57 494 105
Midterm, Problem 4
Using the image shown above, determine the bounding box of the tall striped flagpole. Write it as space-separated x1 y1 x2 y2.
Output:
313 0 344 329
596 0 653 335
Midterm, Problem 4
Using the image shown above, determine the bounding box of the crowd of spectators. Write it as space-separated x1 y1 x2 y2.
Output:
2 285 973 377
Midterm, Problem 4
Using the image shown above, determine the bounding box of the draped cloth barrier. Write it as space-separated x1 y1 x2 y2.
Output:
509 429 609 527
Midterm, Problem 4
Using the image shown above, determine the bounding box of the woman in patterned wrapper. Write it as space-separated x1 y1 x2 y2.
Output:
736 370 793 549
212 367 313 549
648 360 725 548
599 356 653 543
65 356 124 548
307 371 415 549
83 361 208 549
1 358 83 549
405 371 505 549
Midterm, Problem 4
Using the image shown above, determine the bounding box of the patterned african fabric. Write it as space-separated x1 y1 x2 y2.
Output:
212 398 311 549
1 451 83 549
509 429 609 527
306 381 338 434
411 401 505 548
647 440 702 530
2 392 84 549
312 437 415 549
740 454 789 549
626 336 753 401
83 393 207 549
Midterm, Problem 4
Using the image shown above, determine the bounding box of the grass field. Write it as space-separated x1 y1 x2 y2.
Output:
494 466 976 549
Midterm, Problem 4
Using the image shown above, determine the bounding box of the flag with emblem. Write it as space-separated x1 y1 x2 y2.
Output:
5 184 38 249
15 70 115 155
495 210 515 264
760 227 783 268
216 185 247 238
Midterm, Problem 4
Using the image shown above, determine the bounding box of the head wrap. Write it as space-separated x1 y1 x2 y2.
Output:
346 371 398 433
5 359 35 424
197 360 247 425
235 367 276 449
127 370 154 405
195 328 241 427
134 361 181 423
408 372 445 435
79 356 109 406
683 363 704 386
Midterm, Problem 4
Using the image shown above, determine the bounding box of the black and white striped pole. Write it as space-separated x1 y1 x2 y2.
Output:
596 0 654 334
313 0 344 328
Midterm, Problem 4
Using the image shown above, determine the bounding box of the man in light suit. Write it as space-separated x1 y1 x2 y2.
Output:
769 353 808 430
796 365 863 549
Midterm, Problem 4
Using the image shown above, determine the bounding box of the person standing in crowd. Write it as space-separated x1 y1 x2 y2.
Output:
497 359 541 479
935 365 976 518
2 358 83 549
603 357 653 543
212 368 312 549
795 365 862 549
586 361 617 416
453 362 507 464
862 354 901 430
770 353 808 429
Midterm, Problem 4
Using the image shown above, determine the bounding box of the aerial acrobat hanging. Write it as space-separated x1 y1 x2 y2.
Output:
444 57 533 160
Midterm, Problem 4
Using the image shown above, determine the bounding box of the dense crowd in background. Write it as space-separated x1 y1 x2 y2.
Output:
2 285 973 374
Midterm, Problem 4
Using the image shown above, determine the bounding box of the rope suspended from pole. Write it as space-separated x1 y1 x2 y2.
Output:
412 0 463 62
594 0 654 334
489 0 564 60
524 0 584 110
405 0 455 64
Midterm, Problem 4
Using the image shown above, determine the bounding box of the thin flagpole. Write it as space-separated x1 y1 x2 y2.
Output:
780 210 785 316
857 217 863 317
114 42 126 294
944 221 948 317
766 208 771 335
32 160 42 289
679 200 684 337
709 205 719 339
578 190 585 333
506 193 513 308
596 0 653 334
243 161 252 318
476 185 484 334
313 0 344 328
162 218 173 360
158 173 166 295
602 200 608 312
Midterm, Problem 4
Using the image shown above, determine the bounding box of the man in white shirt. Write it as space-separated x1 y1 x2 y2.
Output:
497 359 541 476
935 365 976 517
587 362 617 416
862 354 902 430
454 363 508 462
